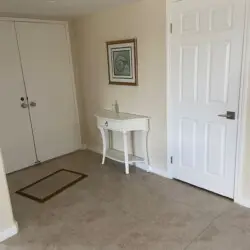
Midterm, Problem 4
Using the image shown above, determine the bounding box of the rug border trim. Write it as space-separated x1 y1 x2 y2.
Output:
16 169 87 203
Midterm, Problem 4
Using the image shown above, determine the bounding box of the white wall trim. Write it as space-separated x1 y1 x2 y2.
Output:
136 162 173 179
135 162 152 173
234 0 250 206
0 17 67 24
235 197 250 208
0 221 18 243
165 0 175 180
166 164 174 180
87 145 102 155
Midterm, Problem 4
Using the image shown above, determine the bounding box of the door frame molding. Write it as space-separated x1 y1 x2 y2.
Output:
166 0 175 179
233 0 250 206
0 17 82 150
64 22 83 150
166 0 250 206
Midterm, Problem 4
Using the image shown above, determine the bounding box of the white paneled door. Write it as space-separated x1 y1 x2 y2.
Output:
0 21 36 173
15 22 81 163
170 0 245 198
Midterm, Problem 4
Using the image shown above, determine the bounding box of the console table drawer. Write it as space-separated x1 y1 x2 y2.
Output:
97 118 120 130
97 117 149 131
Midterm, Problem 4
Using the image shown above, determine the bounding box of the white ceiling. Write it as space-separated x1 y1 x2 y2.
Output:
0 0 140 18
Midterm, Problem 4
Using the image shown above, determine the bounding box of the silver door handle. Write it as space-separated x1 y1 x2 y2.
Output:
218 114 227 118
30 101 36 107
218 111 235 120
21 103 28 108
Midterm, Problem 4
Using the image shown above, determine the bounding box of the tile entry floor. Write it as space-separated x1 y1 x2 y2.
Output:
2 150 250 250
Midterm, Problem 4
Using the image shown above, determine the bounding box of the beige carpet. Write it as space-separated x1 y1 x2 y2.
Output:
4 150 250 249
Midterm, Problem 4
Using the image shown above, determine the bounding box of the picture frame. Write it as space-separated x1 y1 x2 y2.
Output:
106 39 138 86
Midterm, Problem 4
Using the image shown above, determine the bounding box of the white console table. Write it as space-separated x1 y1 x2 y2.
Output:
96 110 150 174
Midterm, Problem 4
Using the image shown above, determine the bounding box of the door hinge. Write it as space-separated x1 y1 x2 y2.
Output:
170 23 173 34
170 156 173 164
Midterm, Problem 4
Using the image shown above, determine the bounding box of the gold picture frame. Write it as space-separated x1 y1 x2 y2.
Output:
106 39 138 86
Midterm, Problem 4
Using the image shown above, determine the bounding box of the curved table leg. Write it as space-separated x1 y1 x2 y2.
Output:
99 127 107 165
143 130 150 172
123 131 129 175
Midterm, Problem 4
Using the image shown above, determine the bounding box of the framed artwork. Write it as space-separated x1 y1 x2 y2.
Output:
106 39 138 86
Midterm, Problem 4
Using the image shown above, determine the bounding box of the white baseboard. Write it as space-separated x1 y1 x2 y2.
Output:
234 196 250 208
166 165 174 179
151 166 173 179
136 162 172 179
135 162 152 173
87 145 102 154
0 221 18 243
81 144 87 150
87 145 172 180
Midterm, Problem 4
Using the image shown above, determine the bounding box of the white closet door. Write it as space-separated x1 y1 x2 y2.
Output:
15 22 81 162
0 21 36 173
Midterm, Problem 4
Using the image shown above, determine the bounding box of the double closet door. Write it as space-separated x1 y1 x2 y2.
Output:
0 21 81 174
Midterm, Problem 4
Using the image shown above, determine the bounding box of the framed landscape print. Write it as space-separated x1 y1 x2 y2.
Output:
106 39 138 86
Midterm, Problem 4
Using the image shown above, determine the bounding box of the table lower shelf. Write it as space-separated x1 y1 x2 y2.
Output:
106 149 144 164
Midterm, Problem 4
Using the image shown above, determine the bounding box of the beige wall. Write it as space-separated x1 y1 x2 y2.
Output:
0 149 17 240
68 21 85 146
73 0 167 172
73 0 250 206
